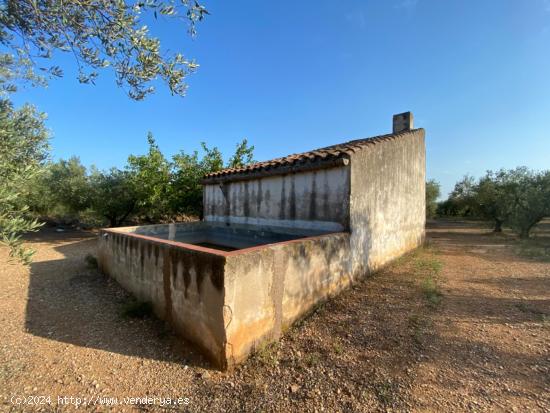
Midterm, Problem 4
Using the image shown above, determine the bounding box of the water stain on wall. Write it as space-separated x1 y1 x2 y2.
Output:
309 171 317 221
289 176 296 220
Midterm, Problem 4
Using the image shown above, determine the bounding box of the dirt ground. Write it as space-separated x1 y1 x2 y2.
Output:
0 220 548 412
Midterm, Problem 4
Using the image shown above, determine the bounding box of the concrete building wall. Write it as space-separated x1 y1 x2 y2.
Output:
96 125 426 370
349 129 426 275
97 230 228 368
203 167 350 232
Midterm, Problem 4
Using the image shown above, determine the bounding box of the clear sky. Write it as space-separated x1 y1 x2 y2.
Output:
9 0 550 198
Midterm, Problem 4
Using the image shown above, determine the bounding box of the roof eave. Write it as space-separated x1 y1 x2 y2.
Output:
201 156 350 185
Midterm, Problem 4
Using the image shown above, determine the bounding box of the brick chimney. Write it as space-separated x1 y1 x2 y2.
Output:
393 112 414 133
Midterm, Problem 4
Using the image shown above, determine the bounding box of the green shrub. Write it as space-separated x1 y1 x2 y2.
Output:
421 276 443 307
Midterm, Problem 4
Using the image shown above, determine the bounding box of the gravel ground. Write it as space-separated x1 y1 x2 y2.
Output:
0 220 548 412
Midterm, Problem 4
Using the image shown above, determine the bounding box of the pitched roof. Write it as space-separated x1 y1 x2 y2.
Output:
202 128 422 184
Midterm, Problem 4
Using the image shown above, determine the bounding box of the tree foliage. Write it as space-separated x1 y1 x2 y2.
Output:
0 0 211 265
0 0 208 99
169 138 254 216
127 132 172 221
439 168 550 238
89 167 137 227
474 171 510 232
49 156 91 213
25 134 256 227
170 140 246 216
425 179 440 218
227 138 255 169
440 175 478 217
496 168 550 238
172 143 218 217
0 98 49 263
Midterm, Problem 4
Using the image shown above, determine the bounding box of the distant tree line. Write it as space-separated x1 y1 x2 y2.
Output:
434 168 550 239
25 133 255 228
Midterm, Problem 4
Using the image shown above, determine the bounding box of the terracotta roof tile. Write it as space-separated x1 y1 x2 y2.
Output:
202 128 422 184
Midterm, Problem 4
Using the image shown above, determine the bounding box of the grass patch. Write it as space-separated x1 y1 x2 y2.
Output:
332 339 344 355
255 342 280 367
84 253 98 269
120 300 153 319
303 351 321 367
411 252 444 307
414 257 443 276
421 276 443 307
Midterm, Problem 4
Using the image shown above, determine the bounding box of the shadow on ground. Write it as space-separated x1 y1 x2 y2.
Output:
24 229 209 368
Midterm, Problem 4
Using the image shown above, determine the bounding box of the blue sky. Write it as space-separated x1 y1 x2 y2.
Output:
9 0 550 197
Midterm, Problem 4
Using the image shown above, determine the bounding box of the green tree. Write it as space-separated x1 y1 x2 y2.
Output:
441 168 550 238
0 0 208 99
451 175 478 216
171 142 223 216
89 168 137 227
474 171 510 232
0 99 49 263
227 139 255 169
47 157 91 215
25 157 93 222
24 176 52 217
439 175 478 217
171 139 256 216
425 179 440 218
497 167 550 239
127 132 172 221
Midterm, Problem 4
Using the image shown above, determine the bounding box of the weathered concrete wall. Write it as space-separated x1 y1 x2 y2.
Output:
203 167 350 232
349 129 426 274
222 233 351 366
97 224 352 369
97 230 228 368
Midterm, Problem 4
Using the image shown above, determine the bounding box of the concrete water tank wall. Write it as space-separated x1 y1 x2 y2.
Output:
97 222 351 369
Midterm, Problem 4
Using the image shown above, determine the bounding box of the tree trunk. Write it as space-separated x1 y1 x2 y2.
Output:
519 223 535 239
520 219 543 239
493 219 503 233
118 207 134 227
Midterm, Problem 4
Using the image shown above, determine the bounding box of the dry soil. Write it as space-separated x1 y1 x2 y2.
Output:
0 220 548 412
